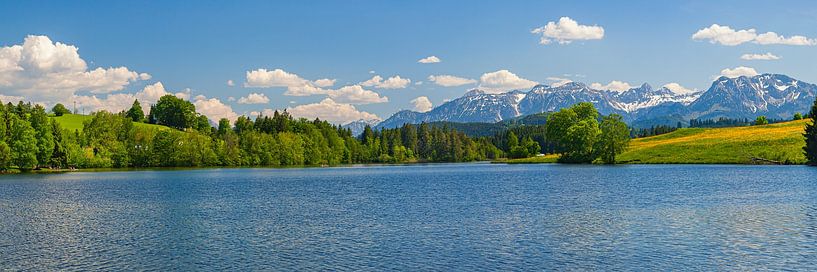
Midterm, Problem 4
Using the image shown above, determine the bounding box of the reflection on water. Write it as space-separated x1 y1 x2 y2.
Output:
1 164 816 270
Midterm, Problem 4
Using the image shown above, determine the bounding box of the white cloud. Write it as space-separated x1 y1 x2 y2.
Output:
0 94 24 103
244 68 330 96
546 77 573 87
691 24 757 46
313 78 336 87
359 75 411 89
428 75 477 87
692 24 817 46
327 85 388 104
227 79 234 86
590 80 633 92
478 70 538 93
70 82 186 115
193 96 239 122
754 32 817 45
662 83 698 95
237 92 270 104
245 68 308 88
227 96 236 102
531 17 604 45
740 52 781 60
418 56 441 64
410 96 433 112
720 66 759 78
0 35 147 103
287 98 380 124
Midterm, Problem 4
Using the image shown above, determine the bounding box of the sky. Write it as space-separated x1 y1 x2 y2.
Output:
1 0 817 124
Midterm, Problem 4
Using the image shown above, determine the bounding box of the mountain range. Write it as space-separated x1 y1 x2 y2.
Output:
373 74 817 129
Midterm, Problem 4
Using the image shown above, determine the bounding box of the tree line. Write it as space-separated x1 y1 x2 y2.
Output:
0 95 507 171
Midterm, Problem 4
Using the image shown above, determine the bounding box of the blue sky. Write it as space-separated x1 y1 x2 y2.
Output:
1 0 817 123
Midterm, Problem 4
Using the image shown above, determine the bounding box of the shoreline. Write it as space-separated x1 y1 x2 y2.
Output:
1 159 807 175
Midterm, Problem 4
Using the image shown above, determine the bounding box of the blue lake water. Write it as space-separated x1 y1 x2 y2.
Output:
1 163 817 270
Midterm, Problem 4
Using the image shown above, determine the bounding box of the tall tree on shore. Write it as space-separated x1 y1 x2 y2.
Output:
9 115 38 170
804 98 817 165
596 114 631 164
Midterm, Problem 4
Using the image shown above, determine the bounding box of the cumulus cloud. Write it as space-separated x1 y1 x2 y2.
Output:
193 96 239 122
244 68 330 96
227 79 234 86
590 80 633 92
359 75 411 89
662 83 698 95
287 98 380 124
0 94 25 103
418 56 441 64
692 24 817 46
740 52 781 60
0 35 147 103
313 78 336 87
428 75 477 87
531 17 604 45
237 92 270 104
720 66 759 78
755 32 817 45
410 96 433 112
478 70 538 93
327 85 388 104
546 77 573 87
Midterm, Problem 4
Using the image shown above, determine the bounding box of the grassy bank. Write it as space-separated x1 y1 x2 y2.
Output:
507 119 810 164
51 114 169 132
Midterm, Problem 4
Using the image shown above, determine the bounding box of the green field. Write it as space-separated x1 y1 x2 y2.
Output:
51 114 169 132
508 119 810 164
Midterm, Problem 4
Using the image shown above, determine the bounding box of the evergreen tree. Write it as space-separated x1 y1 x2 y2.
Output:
126 99 145 122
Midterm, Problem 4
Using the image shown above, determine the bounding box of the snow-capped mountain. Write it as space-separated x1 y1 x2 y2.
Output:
608 83 701 113
376 74 816 129
342 119 381 136
688 74 816 120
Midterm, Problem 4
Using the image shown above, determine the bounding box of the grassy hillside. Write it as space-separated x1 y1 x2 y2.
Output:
51 114 169 132
508 119 810 164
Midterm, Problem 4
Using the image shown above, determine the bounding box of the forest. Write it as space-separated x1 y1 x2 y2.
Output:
0 95 505 171
0 96 638 171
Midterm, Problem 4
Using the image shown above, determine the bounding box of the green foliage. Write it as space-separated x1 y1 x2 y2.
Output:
2 97 501 171
150 95 196 130
794 112 803 120
546 103 629 164
755 115 769 125
126 99 145 122
29 105 55 166
9 115 38 170
52 103 71 116
596 114 631 164
805 98 817 165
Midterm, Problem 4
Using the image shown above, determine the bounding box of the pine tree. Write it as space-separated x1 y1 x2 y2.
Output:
126 99 145 122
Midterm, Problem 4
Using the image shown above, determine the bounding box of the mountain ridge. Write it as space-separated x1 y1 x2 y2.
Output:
376 73 815 129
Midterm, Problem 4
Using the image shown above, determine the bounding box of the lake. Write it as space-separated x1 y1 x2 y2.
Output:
1 163 816 270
